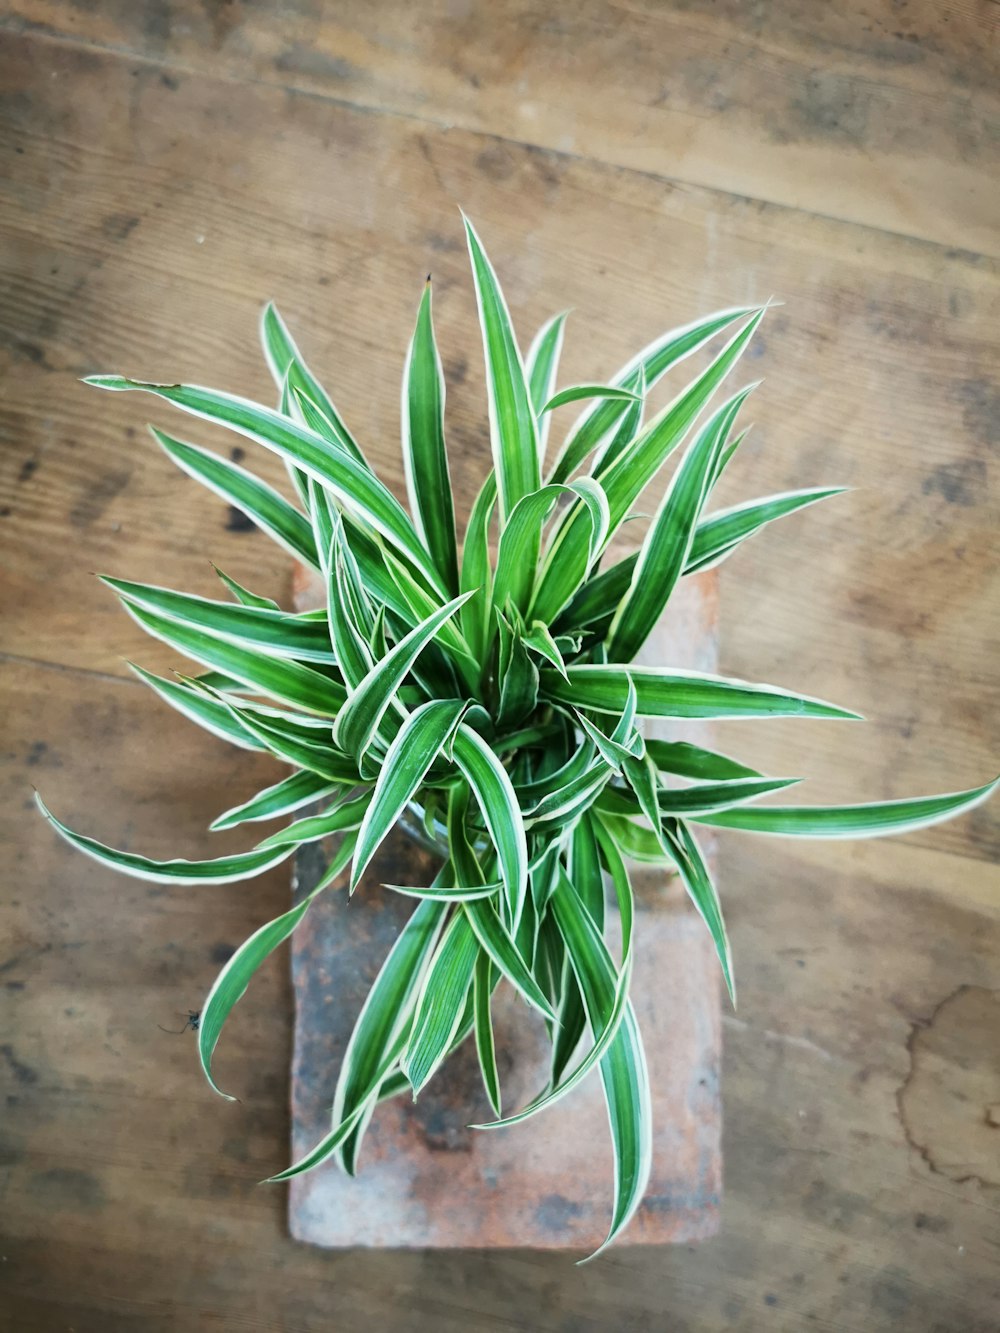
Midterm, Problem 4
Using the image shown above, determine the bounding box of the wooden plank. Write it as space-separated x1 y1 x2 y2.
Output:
1 31 996 865
1 24 999 1331
2 2 999 252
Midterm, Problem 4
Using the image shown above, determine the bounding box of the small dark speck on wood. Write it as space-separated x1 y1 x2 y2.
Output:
226 506 255 532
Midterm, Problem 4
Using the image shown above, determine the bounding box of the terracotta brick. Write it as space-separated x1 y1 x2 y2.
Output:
288 567 721 1250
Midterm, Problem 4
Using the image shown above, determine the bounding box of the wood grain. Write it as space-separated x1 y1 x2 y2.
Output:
1 10 998 1331
2 1 998 252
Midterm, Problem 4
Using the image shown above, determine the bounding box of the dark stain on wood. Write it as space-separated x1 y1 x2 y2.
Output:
225 505 256 532
31 1167 107 1211
475 143 516 181
69 469 131 527
100 213 141 241
274 46 360 83
958 378 1000 451
535 1193 585 1230
921 458 987 507
445 354 468 386
1 1044 39 1085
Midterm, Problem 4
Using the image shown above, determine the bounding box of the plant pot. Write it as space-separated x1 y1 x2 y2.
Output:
287 563 721 1250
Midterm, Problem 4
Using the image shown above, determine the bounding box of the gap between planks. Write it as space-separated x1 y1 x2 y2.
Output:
0 649 143 690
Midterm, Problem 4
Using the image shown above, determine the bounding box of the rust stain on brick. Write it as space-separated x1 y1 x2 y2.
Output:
289 567 722 1249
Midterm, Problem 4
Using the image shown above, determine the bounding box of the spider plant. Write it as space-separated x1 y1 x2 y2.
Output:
38 214 997 1259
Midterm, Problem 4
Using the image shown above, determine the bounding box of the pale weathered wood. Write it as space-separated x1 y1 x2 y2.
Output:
1 13 998 1332
2 1 998 252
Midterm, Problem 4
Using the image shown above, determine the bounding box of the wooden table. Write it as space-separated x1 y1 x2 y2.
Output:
1 3 997 1328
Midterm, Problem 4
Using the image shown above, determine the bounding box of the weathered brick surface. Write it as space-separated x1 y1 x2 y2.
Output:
289 569 721 1249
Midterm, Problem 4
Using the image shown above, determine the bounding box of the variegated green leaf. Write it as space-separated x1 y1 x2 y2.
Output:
493 479 609 618
547 304 756 485
36 795 293 885
260 301 368 469
402 910 480 1096
526 311 568 462
254 793 371 850
464 899 557 1021
694 779 1000 837
598 774 801 818
494 611 540 731
334 592 473 757
477 818 636 1134
543 664 861 721
352 700 466 888
86 377 444 594
645 740 761 782
211 770 338 831
263 1090 384 1183
473 954 502 1116
128 662 265 752
381 548 481 690
343 521 419 627
328 551 376 694
383 880 500 903
574 713 631 774
452 724 529 932
662 818 735 1003
522 621 568 678
459 471 497 666
524 767 612 828
595 811 671 864
212 566 280 611
120 599 347 717
463 215 541 530
607 386 754 662
533 308 765 621
686 486 849 573
216 705 360 784
153 428 317 568
540 384 642 414
549 868 650 1260
622 753 666 853
402 280 460 596
550 816 602 1085
332 896 447 1173
105 576 338 664
199 887 320 1099
594 365 645 475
